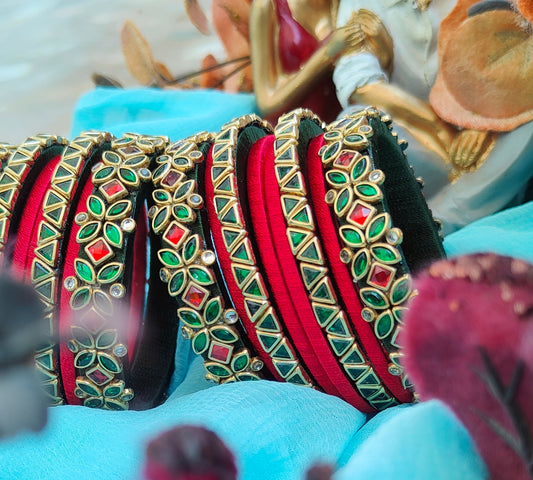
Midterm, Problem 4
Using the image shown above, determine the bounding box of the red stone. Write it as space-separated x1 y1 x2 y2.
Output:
164 223 187 247
101 179 125 199
87 239 112 264
209 343 232 364
87 367 111 386
349 203 372 227
121 146 142 155
369 264 393 289
183 284 207 309
334 151 355 167
161 170 180 188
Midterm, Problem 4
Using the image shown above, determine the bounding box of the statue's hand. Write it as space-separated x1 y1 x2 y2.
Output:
352 9 394 74
449 129 496 181
326 21 365 61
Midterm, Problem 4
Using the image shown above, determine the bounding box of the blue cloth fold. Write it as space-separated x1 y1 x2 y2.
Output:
2 87 531 479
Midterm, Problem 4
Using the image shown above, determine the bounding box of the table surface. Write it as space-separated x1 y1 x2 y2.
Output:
0 0 221 144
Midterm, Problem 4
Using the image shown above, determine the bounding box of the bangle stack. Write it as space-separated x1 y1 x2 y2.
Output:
3 108 444 412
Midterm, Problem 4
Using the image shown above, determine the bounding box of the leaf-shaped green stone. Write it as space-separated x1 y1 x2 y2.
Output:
183 235 199 263
71 326 94 348
374 311 394 339
210 326 238 344
340 226 365 247
158 249 182 268
75 258 95 284
391 276 412 305
152 206 171 232
231 351 250 372
351 156 368 182
370 244 400 264
106 200 132 220
93 289 113 316
179 308 203 327
188 266 214 285
173 179 194 202
204 297 222 324
321 141 341 162
360 287 389 309
367 214 388 242
98 352 121 373
355 183 379 199
118 168 138 185
351 249 370 280
102 151 121 165
76 379 100 397
71 286 92 310
93 166 115 182
335 187 353 217
74 350 96 369
173 204 193 222
192 329 209 354
205 362 232 378
88 195 105 219
97 263 123 284
103 383 123 398
104 222 122 247
153 189 170 204
76 221 100 243
168 270 186 296
326 170 349 187
96 329 118 349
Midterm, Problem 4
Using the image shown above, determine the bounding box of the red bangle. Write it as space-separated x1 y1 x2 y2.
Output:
307 134 413 403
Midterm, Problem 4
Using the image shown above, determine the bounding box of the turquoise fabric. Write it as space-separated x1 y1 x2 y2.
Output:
6 87 533 479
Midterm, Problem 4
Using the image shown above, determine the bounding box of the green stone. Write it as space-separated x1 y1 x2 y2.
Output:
312 304 337 326
174 180 194 201
192 330 209 354
288 230 307 251
211 326 238 343
71 326 94 348
35 351 53 370
356 184 378 197
211 167 227 180
124 155 146 167
205 363 231 378
189 266 213 285
97 263 123 283
340 226 364 247
345 134 364 144
77 222 99 241
243 278 262 298
345 365 369 381
35 279 54 302
102 151 121 165
71 286 91 310
233 266 252 286
214 196 230 214
287 370 307 385
153 189 170 203
342 345 365 365
93 166 115 181
301 265 322 288
45 206 65 225
76 380 100 397
152 163 169 181
358 370 381 386
232 352 250 372
74 351 95 369
183 236 199 262
391 278 411 304
103 385 122 398
361 288 388 309
326 170 349 186
335 187 352 216
329 337 353 356
352 250 369 280
274 360 296 377
311 280 333 302
0 189 15 205
152 206 170 231
326 316 349 336
272 342 292 360
221 206 238 224
299 240 320 262
371 245 398 263
98 353 121 373
216 176 232 192
32 261 52 282
375 312 394 339
277 147 293 161
204 298 222 324
179 308 203 327
159 250 182 267
55 165 72 179
322 141 340 161
75 259 95 283
323 131 341 141
94 290 113 316
96 330 117 349
231 242 249 262
104 223 122 247
168 270 185 296
0 173 16 187
257 332 280 352
44 191 63 209
173 205 192 221
119 168 137 184
276 166 292 181
86 397 105 409
368 215 386 240
38 223 58 241
107 201 130 218
88 196 104 218
222 229 240 250
282 196 299 215
256 313 279 332
292 207 310 225
55 179 75 195
351 157 368 182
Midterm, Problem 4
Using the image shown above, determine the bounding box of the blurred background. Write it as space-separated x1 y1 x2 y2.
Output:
0 0 222 143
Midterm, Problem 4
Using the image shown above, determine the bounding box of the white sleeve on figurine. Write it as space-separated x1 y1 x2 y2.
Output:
333 52 388 109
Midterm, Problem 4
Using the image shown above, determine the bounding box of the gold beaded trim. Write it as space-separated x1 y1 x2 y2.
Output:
320 109 416 387
0 135 68 260
210 114 314 387
150 133 265 382
31 131 111 405
274 109 395 409
63 134 167 410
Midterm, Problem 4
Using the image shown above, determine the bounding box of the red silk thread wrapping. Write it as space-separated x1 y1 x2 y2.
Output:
307 135 412 403
258 134 373 409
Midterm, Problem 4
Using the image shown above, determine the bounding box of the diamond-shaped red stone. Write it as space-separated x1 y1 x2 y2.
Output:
209 343 232 363
349 203 372 227
87 367 112 386
87 239 112 263
334 151 355 167
183 284 206 308
161 170 180 188
368 264 393 289
120 146 142 155
164 223 187 247
101 179 125 199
